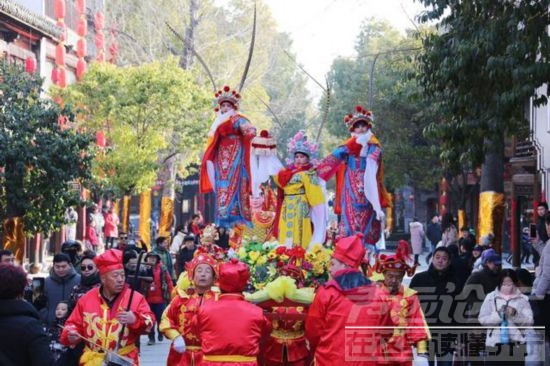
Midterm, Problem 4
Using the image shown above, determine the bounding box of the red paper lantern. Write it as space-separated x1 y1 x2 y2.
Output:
440 178 449 192
77 18 87 37
76 59 87 80
51 67 58 83
54 0 66 19
77 38 87 58
57 68 67 88
75 0 86 14
94 11 104 30
439 194 448 206
25 56 37 73
96 130 106 148
95 32 104 49
56 44 65 66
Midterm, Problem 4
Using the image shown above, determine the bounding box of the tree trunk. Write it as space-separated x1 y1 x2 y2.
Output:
478 134 505 253
181 0 199 70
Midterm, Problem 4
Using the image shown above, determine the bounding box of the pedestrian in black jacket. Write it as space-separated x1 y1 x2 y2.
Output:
409 246 464 366
0 264 54 366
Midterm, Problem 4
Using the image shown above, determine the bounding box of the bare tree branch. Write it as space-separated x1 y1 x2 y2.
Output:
238 1 257 92
166 21 218 91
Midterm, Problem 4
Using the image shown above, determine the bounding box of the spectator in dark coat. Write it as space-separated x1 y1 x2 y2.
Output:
409 246 464 366
0 264 54 366
425 214 442 264
43 253 81 326
67 253 100 311
459 248 502 365
177 234 196 276
463 248 503 319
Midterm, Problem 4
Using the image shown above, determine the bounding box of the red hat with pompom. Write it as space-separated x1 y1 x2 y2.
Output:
218 259 250 293
333 234 366 268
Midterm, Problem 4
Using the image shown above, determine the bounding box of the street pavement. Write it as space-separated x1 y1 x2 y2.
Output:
140 334 171 365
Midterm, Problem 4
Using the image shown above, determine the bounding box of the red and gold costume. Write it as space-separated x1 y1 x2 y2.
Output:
246 276 314 366
305 235 391 366
376 284 429 365
200 85 256 228
160 253 219 366
60 250 155 366
374 240 430 365
195 260 272 365
161 288 219 366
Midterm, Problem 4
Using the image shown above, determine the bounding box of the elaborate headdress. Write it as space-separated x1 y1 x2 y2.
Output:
375 240 416 276
214 85 241 110
344 105 374 131
286 130 319 165
185 252 219 280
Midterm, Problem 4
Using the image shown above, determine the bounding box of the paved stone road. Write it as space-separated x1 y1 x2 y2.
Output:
140 334 171 366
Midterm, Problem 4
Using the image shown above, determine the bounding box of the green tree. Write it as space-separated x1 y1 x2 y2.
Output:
0 61 93 235
53 58 211 197
417 0 550 172
323 19 442 191
107 0 315 136
416 0 550 249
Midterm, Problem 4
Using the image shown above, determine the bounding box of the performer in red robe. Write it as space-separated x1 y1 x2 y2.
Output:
246 261 315 366
160 253 219 366
60 249 155 366
373 240 430 365
195 259 271 365
200 85 257 228
305 234 391 366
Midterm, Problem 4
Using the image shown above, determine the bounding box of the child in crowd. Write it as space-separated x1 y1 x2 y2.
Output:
47 301 69 363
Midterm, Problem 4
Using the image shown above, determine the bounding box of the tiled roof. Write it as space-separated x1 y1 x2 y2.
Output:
0 0 63 40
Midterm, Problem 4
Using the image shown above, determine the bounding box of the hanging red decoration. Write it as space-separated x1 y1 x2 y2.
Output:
94 11 104 30
77 38 87 58
57 68 67 88
439 193 448 206
76 59 87 80
25 56 37 73
95 32 104 49
51 67 58 83
75 0 86 14
54 0 66 19
440 178 449 192
77 18 87 37
55 44 65 66
96 131 106 148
